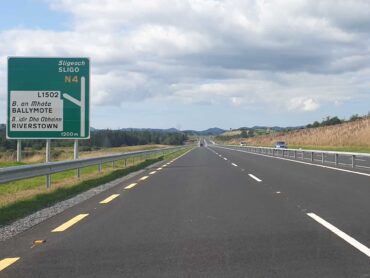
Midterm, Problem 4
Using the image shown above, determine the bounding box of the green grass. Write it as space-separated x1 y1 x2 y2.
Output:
0 161 27 167
0 148 191 226
288 145 370 154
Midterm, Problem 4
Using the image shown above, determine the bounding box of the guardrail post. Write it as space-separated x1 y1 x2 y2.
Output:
352 155 355 168
335 154 338 166
311 152 313 162
321 153 324 164
124 159 127 168
294 150 296 159
98 162 102 172
112 161 115 168
16 139 22 162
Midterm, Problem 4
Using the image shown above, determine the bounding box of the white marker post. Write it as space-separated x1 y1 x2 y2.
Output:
74 139 80 178
63 76 86 137
16 139 21 162
46 139 51 188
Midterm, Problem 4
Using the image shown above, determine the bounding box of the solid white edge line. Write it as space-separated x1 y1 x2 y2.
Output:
248 174 262 182
307 213 370 258
215 146 370 177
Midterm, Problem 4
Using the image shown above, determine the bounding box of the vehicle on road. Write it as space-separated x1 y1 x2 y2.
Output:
275 141 288 148
240 142 247 146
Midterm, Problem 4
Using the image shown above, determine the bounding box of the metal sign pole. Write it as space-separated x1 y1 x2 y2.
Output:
46 139 51 188
16 139 21 162
74 139 80 178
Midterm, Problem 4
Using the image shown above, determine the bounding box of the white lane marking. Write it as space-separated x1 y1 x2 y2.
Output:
231 163 238 167
157 167 163 170
223 158 227 161
275 191 281 194
248 174 262 182
139 176 149 181
307 213 370 258
215 146 370 177
149 171 157 175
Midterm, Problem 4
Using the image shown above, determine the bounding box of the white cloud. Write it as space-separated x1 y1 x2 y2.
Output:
1 0 370 126
288 98 319 112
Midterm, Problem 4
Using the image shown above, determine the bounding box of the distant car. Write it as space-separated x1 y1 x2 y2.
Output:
275 141 288 149
200 142 204 147
240 142 247 146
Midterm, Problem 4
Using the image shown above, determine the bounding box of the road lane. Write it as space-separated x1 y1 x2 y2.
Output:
1 147 369 277
210 145 370 249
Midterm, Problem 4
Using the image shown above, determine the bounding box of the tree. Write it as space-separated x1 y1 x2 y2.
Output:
241 130 248 138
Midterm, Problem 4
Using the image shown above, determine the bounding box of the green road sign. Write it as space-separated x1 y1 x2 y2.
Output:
7 57 90 139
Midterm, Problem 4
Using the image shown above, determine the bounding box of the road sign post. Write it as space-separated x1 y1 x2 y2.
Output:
7 57 90 140
16 139 21 162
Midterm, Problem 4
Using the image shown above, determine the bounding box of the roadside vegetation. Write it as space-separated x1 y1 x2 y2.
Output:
214 114 370 153
0 127 188 162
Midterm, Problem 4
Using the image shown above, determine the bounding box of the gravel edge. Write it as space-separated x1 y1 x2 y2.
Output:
0 160 164 242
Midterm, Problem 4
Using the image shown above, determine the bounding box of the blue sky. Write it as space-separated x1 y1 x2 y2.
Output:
0 0 68 31
1 0 370 130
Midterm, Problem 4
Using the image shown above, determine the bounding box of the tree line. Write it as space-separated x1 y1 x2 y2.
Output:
0 127 188 151
305 113 368 128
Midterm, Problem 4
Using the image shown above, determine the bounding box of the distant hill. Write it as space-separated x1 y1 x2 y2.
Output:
0 124 224 135
238 126 304 131
183 127 226 136
120 128 179 133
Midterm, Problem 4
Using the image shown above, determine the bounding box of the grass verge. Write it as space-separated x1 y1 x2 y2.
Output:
287 145 370 154
0 148 191 226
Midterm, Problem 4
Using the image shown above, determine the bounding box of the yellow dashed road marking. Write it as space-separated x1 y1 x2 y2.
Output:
100 194 120 204
149 171 157 175
0 258 20 272
124 183 137 189
52 214 89 232
139 176 149 181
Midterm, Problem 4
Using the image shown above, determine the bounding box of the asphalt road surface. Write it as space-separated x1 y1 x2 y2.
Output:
1 146 369 277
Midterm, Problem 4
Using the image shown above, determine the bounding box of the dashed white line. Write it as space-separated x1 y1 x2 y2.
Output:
231 163 238 167
215 146 370 177
149 171 157 175
224 158 227 161
248 174 262 182
307 213 370 258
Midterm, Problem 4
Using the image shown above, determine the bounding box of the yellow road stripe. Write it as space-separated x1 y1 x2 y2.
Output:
100 194 120 204
149 171 157 175
124 183 137 190
51 214 89 232
0 258 20 272
139 176 149 181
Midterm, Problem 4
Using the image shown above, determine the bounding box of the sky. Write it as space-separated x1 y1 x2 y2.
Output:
1 0 370 130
